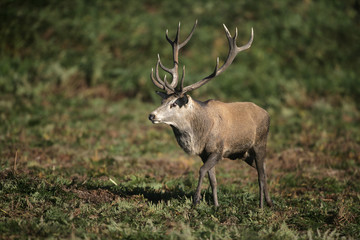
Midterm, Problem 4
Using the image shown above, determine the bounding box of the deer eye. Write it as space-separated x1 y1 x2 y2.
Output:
170 102 178 108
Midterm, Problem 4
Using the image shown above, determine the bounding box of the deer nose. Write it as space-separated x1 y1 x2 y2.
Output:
148 114 155 121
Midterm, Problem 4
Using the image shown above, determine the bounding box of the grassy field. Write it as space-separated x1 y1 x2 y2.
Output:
1 93 359 239
1 0 360 239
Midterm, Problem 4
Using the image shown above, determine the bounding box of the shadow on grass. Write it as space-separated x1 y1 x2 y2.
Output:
113 186 192 203
1 170 198 205
82 182 193 204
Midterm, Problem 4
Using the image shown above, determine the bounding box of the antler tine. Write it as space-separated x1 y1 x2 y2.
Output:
176 22 181 44
154 20 198 91
217 24 253 75
150 68 164 90
153 57 175 94
157 54 173 75
237 27 254 52
179 65 186 93
165 29 171 45
179 19 198 49
156 53 179 91
182 26 254 94
155 58 164 86
166 22 181 45
164 75 176 93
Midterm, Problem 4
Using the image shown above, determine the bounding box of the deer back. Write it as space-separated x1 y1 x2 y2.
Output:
199 100 270 157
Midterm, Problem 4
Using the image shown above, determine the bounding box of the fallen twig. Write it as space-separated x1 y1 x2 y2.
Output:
13 150 18 174
109 178 118 186
0 208 10 216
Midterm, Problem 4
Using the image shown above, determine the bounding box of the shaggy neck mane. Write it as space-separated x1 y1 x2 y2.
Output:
170 100 212 155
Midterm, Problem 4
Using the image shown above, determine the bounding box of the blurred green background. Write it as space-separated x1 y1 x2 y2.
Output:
1 0 359 103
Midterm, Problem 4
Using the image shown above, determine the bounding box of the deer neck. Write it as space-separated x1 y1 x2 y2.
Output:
171 97 212 155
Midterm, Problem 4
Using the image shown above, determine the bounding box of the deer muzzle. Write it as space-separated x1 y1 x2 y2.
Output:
148 113 155 121
148 113 160 124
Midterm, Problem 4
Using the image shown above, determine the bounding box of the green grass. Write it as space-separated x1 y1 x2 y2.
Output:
1 93 359 239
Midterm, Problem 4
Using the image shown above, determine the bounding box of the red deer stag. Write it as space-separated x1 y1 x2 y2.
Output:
148 20 272 208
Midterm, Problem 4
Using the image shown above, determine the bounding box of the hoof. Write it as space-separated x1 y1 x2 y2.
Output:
193 196 201 206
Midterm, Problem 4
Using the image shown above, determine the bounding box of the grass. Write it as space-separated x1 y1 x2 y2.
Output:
1 91 359 239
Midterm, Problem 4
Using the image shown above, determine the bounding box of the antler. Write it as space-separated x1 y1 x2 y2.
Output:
182 25 254 94
150 20 198 94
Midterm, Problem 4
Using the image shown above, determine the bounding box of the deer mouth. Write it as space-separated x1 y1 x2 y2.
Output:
151 119 161 124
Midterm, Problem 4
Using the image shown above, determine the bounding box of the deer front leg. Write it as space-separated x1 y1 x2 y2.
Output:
208 167 219 207
194 153 221 205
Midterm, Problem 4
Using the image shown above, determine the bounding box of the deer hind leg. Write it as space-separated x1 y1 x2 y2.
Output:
254 145 273 208
194 153 221 206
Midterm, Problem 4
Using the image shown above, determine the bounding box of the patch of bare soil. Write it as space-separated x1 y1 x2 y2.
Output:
142 156 195 179
269 147 316 171
69 188 117 204
268 147 354 180
2 145 77 172
206 146 357 185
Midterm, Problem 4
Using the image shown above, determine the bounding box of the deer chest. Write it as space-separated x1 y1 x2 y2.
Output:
171 126 198 155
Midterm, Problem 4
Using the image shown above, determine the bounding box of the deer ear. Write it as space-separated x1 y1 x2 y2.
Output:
155 91 168 99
